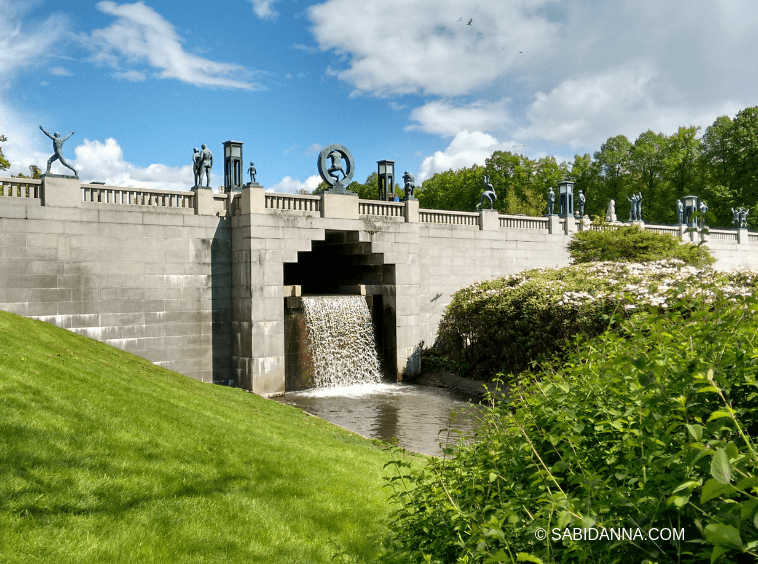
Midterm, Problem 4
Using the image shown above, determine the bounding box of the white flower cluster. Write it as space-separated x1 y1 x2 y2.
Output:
462 260 758 312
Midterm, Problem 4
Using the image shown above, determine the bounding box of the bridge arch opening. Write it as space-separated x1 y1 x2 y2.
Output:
283 230 397 390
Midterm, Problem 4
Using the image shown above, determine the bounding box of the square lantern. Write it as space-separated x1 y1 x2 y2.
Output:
223 140 243 192
377 160 395 201
683 195 699 227
558 180 574 218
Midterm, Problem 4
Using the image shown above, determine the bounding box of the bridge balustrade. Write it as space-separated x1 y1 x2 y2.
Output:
499 215 549 230
265 193 320 212
358 200 404 218
419 209 479 226
0 178 42 199
82 184 194 208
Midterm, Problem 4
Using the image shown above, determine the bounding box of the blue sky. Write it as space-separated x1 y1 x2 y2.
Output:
3 0 758 193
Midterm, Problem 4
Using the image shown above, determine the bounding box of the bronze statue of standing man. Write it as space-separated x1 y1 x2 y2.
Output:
40 125 77 176
199 144 213 188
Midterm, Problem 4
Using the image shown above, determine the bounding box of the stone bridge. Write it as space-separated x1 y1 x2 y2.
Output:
2 175 757 395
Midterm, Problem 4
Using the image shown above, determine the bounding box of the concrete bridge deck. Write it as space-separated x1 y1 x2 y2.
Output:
2 175 756 394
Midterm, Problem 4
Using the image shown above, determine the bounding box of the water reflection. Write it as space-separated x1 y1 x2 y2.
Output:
275 382 484 456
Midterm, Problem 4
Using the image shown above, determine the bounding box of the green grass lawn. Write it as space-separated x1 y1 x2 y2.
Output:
0 311 405 563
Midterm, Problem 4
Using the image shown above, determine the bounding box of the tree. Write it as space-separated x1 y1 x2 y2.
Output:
663 126 701 202
417 165 485 211
569 153 603 218
628 131 667 220
701 115 736 192
346 172 402 200
593 135 632 219
0 135 9 171
730 107 758 206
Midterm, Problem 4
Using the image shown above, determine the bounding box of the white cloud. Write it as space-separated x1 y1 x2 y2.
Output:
408 98 511 137
248 0 279 20
417 131 517 183
85 1 261 90
73 137 195 191
305 143 323 156
112 69 146 82
269 175 322 194
518 66 744 150
0 1 69 78
49 66 73 76
308 0 556 97
309 0 758 158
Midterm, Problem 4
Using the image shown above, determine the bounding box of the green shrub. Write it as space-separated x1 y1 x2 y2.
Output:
435 261 754 379
383 293 758 563
568 225 714 266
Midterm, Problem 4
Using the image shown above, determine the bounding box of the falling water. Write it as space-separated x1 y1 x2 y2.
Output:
301 295 382 388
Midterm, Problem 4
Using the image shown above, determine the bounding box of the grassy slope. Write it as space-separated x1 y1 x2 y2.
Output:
0 311 401 563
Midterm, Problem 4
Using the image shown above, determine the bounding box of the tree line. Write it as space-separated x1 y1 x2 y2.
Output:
416 106 758 228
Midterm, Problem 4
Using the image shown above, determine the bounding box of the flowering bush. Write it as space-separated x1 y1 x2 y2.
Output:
436 260 758 378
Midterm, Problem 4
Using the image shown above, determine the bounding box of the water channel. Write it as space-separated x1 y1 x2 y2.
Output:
280 294 486 456
275 381 485 456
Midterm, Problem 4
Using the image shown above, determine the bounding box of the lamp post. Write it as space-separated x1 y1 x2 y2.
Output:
558 180 574 218
223 140 243 192
683 195 699 227
377 160 394 201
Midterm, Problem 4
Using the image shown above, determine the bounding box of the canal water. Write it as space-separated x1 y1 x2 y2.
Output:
275 381 485 456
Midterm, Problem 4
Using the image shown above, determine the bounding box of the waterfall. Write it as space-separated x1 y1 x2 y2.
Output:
301 296 382 388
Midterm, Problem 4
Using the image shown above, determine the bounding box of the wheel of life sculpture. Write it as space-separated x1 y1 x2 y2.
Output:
317 144 355 193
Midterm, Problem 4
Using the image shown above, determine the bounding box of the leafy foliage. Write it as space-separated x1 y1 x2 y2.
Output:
383 291 758 563
417 153 566 215
568 225 714 266
0 134 9 171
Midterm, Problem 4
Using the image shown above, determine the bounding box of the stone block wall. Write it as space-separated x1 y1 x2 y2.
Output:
0 180 231 383
3 177 758 395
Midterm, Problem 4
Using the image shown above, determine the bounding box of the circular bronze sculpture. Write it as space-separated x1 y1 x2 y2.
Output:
317 144 355 193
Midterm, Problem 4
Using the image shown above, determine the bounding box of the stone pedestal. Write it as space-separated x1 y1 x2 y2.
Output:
192 186 214 215
564 215 578 234
404 198 419 223
239 185 265 214
547 214 561 234
479 209 499 231
321 191 358 219
41 175 80 208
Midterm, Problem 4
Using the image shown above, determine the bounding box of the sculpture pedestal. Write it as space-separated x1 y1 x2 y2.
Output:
479 209 498 231
547 214 561 234
41 174 80 208
320 191 358 219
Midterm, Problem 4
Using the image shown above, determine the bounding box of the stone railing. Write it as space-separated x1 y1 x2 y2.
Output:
265 193 320 213
359 200 404 218
707 229 739 241
0 177 42 199
499 215 549 230
4 177 758 245
419 209 480 226
82 184 195 209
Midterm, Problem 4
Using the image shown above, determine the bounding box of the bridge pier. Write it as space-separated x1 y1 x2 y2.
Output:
232 186 421 395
